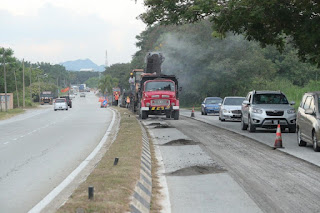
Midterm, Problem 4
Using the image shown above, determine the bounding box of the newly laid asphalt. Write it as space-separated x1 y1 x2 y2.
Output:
0 93 114 213
180 109 320 167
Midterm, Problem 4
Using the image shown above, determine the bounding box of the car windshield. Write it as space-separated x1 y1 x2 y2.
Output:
205 99 222 104
223 98 245 105
145 81 175 92
253 94 289 104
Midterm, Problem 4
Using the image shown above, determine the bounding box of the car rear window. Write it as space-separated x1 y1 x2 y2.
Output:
253 94 289 104
205 99 222 104
223 98 245 105
55 99 66 103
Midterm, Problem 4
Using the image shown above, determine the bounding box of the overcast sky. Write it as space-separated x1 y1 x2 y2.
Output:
0 0 146 66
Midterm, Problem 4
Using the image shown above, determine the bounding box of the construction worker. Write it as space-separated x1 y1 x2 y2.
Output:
115 92 119 106
129 73 135 91
126 96 130 108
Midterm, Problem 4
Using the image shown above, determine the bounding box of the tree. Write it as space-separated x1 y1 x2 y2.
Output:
98 74 119 96
141 0 320 65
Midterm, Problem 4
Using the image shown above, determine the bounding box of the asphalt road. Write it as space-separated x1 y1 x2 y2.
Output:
164 117 320 213
0 92 114 213
180 109 320 167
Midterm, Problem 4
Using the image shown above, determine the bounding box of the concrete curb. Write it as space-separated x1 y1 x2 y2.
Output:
130 122 152 213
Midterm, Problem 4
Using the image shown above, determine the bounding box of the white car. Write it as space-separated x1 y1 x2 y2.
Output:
219 96 245 121
69 94 75 99
54 98 68 111
80 93 86 97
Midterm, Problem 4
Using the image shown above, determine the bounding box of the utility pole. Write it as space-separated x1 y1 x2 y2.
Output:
29 65 32 101
38 75 41 103
3 49 8 112
22 59 25 107
13 67 20 108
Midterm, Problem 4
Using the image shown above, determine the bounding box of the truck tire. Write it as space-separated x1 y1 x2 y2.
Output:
142 111 148 119
174 110 179 120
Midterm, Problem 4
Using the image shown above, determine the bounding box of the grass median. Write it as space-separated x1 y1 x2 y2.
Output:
0 108 25 120
58 108 142 213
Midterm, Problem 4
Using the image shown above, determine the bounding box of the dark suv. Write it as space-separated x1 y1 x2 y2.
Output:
60 96 72 108
241 90 296 132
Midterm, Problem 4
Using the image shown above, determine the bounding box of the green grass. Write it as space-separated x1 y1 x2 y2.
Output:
0 108 25 120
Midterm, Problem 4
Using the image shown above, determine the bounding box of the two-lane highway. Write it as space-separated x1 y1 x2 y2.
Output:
0 93 114 213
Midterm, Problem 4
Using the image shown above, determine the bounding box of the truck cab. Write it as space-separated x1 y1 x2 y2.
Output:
139 75 180 120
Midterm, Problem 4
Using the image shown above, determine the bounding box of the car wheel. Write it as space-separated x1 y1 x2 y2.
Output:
241 116 248 130
66 108 68 110
313 131 320 152
54 109 57 111
248 116 256 132
220 117 225 122
297 128 306 147
289 126 296 133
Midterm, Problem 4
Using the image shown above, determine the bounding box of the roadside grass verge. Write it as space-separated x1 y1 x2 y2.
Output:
149 138 162 212
0 108 25 120
57 108 142 213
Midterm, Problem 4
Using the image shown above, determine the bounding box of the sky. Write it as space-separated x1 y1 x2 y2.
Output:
0 0 146 66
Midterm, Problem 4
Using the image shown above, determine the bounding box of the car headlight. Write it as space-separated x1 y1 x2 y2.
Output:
223 109 230 113
287 109 296 114
252 108 263 114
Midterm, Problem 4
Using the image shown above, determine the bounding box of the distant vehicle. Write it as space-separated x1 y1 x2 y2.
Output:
80 93 86 97
219 97 245 121
54 98 68 111
74 92 77 95
79 84 86 92
296 92 320 151
241 90 296 133
40 91 54 105
60 96 72 108
69 94 75 99
201 97 223 115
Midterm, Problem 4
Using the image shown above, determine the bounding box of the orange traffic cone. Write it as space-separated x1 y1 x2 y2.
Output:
191 106 195 117
274 124 283 149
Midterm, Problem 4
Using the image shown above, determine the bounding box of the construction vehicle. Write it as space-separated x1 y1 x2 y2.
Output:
130 52 181 120
40 91 54 105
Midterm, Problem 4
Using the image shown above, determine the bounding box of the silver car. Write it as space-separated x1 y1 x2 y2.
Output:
296 92 320 151
241 91 296 132
54 98 68 111
219 96 245 121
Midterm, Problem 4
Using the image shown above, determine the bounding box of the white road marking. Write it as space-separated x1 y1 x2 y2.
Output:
28 109 116 213
3 142 9 145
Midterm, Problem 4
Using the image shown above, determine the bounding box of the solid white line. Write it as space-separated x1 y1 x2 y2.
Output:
28 109 116 213
3 142 9 145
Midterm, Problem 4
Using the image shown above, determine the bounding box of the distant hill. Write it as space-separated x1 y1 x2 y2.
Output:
61 59 105 72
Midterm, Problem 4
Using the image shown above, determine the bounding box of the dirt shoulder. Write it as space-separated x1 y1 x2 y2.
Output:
57 108 143 213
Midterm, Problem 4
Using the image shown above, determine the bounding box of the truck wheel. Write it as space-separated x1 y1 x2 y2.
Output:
141 111 148 119
174 110 179 120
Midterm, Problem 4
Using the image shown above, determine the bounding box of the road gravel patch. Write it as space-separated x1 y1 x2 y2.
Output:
165 165 227 176
161 139 199 146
